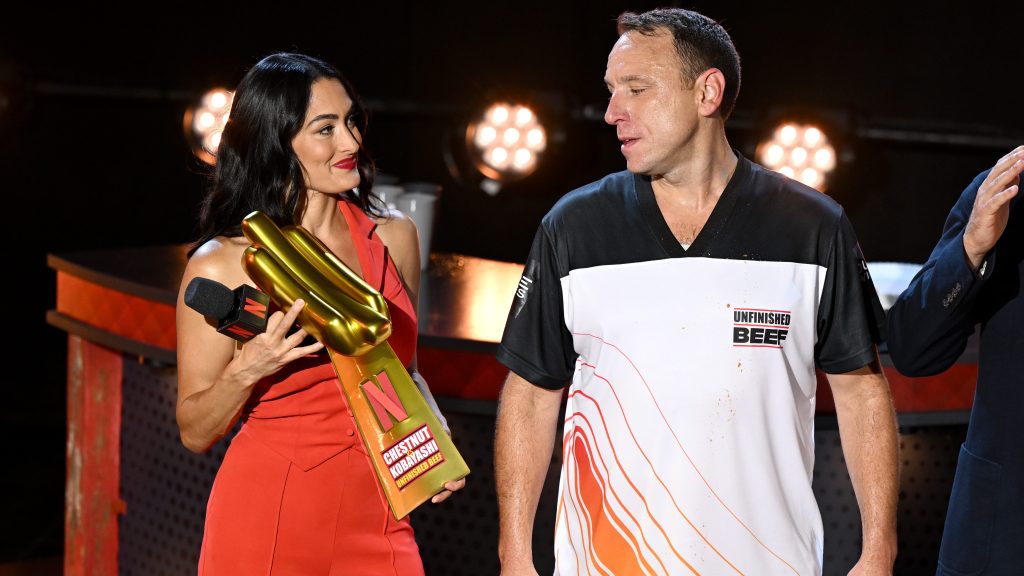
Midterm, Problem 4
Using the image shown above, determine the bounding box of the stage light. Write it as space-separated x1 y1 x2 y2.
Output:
475 125 497 147
526 128 545 149
490 105 509 124
184 88 233 165
779 124 797 146
791 146 808 166
756 122 837 192
466 102 547 183
813 148 836 171
489 146 510 168
513 148 532 169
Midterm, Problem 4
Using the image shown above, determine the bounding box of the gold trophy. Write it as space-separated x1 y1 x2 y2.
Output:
241 211 469 519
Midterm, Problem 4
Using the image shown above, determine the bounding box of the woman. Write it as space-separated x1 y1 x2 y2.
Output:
175 52 462 575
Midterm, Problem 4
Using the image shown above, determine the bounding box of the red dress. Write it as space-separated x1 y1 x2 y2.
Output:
199 201 424 576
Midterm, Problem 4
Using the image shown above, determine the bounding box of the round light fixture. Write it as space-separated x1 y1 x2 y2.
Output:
184 88 233 165
466 102 547 182
756 122 837 192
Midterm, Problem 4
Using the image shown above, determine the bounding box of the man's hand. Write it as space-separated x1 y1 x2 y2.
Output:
963 145 1023 270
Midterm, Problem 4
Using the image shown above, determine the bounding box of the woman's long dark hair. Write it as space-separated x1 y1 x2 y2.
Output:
191 53 380 254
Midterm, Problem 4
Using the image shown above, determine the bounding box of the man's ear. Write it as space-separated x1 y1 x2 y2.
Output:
695 68 725 118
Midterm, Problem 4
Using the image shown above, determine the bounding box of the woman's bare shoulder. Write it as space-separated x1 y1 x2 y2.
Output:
183 237 250 287
373 208 417 242
371 208 420 288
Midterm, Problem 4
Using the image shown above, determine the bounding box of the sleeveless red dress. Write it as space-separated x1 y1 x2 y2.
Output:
199 201 423 575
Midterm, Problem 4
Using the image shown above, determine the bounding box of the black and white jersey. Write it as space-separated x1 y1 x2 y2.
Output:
498 154 884 575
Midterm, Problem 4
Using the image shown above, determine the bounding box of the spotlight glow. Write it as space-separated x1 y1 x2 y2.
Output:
185 88 234 165
198 111 215 129
800 168 820 187
814 148 835 171
204 130 222 152
475 125 497 147
791 146 808 166
763 144 784 167
756 121 837 192
489 106 509 124
526 128 546 151
490 147 510 168
779 124 798 146
210 91 229 110
513 148 532 169
804 127 822 147
515 107 533 126
466 101 547 180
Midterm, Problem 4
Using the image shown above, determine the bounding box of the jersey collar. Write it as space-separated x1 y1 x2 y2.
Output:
633 151 752 258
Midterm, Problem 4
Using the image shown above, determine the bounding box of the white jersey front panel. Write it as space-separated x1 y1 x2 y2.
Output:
555 257 825 576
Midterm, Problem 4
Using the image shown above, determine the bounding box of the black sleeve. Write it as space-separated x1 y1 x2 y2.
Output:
496 223 576 390
886 171 993 377
815 210 887 374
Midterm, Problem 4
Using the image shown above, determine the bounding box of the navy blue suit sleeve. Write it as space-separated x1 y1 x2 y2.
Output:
887 171 995 376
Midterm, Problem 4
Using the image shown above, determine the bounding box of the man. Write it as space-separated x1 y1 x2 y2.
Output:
494 8 899 576
888 147 1023 575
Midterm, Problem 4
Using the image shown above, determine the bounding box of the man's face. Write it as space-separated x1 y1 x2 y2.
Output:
604 31 700 176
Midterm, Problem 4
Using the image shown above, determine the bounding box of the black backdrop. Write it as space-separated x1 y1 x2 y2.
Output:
1 0 1021 564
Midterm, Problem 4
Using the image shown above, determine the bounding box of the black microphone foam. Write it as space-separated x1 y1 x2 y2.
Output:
184 277 235 320
184 277 272 342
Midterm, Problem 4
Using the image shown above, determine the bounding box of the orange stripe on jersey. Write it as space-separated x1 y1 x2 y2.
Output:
571 430 663 576
567 413 673 575
573 389 708 569
565 447 607 576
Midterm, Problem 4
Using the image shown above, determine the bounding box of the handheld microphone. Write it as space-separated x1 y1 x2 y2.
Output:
184 277 270 342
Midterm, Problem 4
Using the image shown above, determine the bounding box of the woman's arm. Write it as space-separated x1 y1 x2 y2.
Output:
175 241 323 453
375 210 423 372
376 210 442 408
377 210 464 501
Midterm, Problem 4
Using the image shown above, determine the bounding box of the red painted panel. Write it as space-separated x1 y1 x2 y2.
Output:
57 272 177 351
417 347 509 401
886 364 978 412
65 336 123 576
815 364 978 414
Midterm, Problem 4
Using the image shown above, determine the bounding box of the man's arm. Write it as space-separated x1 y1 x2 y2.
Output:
495 371 564 576
828 359 899 576
888 146 1022 376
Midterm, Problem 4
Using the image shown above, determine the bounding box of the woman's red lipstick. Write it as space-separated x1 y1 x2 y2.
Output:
333 156 357 170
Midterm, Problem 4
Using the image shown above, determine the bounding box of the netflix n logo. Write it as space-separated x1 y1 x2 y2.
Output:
361 370 409 432
244 297 267 318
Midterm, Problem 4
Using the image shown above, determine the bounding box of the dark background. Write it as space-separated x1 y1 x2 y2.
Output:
1 0 1021 565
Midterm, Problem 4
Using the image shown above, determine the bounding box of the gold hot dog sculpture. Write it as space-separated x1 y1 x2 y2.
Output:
241 211 469 519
